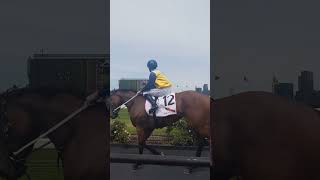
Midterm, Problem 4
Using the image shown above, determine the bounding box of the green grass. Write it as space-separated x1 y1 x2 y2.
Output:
18 149 64 180
112 109 168 136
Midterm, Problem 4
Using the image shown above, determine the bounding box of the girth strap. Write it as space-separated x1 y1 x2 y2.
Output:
152 97 159 128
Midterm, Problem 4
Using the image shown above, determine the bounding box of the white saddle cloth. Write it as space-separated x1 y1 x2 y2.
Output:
145 93 177 117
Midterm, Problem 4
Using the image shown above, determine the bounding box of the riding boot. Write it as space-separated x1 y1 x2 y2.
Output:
144 94 158 114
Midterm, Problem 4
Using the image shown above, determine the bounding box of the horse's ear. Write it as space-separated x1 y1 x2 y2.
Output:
110 89 116 95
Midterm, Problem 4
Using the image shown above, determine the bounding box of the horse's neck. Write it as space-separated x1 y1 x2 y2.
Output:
19 94 80 149
120 92 138 109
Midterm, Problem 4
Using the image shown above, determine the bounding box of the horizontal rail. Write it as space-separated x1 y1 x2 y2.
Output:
110 153 210 167
110 143 209 150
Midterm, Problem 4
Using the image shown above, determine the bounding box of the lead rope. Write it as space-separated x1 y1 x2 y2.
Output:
13 103 89 156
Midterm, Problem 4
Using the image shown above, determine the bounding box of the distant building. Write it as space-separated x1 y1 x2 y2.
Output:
28 53 109 97
229 88 234 96
298 71 314 93
202 84 209 95
273 83 294 99
296 71 315 104
119 79 148 91
195 87 202 93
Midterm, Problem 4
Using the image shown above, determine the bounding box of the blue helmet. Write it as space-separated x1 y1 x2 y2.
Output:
147 59 157 70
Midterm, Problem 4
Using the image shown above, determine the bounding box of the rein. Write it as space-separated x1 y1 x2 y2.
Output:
0 87 103 179
13 103 89 156
112 90 141 113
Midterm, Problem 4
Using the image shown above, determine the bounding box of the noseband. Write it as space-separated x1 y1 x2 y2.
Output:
110 94 121 118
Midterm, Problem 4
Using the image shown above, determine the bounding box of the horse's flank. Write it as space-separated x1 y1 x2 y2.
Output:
212 91 320 179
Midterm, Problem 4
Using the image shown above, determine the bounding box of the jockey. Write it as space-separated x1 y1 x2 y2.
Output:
141 59 172 113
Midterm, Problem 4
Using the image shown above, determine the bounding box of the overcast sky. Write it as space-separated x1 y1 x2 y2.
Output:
0 0 108 92
3 0 320 97
110 0 210 91
213 0 320 98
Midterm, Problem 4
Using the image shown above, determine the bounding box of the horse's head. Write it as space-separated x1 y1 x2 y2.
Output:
109 89 138 119
0 87 38 179
109 90 123 119
0 88 30 180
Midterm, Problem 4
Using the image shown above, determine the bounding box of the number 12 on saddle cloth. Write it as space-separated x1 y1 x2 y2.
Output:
145 93 177 117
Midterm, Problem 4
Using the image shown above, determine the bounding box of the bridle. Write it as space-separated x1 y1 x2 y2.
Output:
0 86 92 179
109 93 122 119
110 90 141 119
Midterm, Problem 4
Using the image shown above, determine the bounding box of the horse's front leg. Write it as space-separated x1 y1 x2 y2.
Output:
133 127 146 170
142 128 162 155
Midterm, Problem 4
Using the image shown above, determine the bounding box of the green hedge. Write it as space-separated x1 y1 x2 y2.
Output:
166 119 195 146
110 120 130 144
111 117 207 146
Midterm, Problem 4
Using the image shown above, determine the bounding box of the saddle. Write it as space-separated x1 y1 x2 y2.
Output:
145 93 177 117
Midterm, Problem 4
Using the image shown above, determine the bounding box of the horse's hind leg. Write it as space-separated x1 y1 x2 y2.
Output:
195 138 205 157
188 135 205 173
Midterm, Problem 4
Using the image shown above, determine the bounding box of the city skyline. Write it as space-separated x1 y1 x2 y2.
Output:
213 0 320 98
114 77 210 92
213 66 320 98
213 70 320 97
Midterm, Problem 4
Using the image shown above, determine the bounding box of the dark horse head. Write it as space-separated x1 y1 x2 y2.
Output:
0 86 109 180
0 87 32 180
0 86 77 179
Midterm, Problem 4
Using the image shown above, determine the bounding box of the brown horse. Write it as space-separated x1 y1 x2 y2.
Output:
0 87 108 180
211 91 320 180
109 89 210 169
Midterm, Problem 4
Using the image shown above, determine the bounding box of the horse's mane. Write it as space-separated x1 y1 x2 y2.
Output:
111 89 137 94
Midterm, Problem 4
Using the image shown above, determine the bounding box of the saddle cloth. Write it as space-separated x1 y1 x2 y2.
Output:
145 93 177 117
